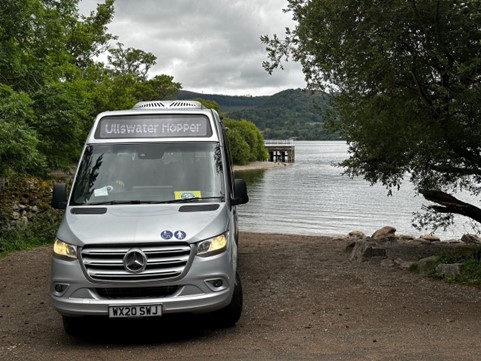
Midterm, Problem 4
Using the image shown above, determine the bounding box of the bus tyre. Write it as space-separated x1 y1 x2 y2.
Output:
62 316 86 337
212 272 243 328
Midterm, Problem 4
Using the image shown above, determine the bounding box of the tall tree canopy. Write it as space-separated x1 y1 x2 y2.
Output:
262 0 481 231
0 0 181 176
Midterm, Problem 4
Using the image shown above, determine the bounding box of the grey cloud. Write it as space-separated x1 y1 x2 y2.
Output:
79 0 305 95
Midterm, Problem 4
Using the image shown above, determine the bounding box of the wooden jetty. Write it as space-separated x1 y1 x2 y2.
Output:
264 139 295 162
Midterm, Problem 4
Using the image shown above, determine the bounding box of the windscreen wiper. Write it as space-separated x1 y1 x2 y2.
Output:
87 200 143 205
160 196 225 204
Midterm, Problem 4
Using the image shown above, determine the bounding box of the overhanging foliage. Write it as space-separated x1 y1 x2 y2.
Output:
262 0 481 231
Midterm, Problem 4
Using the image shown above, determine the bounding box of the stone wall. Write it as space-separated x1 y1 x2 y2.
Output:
0 177 54 229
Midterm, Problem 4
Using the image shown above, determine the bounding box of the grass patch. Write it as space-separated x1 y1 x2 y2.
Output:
428 248 481 287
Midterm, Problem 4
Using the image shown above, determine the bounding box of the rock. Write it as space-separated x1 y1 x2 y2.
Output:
446 239 462 243
397 234 415 243
348 231 366 239
420 234 440 242
380 259 395 267
393 258 415 270
435 263 463 278
345 241 356 252
461 234 481 244
417 256 440 273
372 226 397 243
343 229 480 282
418 255 440 265
349 240 387 262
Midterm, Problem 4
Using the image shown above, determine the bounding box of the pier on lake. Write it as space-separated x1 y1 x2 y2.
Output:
264 139 295 162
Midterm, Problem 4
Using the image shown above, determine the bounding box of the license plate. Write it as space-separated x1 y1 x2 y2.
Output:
108 305 162 318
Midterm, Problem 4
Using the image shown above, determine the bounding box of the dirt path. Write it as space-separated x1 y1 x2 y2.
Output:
1 232 481 361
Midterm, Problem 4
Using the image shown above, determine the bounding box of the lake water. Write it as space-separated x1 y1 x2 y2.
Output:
236 141 479 239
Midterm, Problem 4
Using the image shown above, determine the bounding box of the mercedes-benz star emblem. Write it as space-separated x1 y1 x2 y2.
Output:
123 249 147 273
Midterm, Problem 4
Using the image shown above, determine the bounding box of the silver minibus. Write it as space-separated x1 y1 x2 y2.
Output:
51 100 248 335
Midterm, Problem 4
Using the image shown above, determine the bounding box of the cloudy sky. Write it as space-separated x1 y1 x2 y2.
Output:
79 0 306 96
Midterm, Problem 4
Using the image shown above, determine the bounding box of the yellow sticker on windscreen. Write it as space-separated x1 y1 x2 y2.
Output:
174 191 202 200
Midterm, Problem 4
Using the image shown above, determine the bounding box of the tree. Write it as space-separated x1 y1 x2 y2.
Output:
0 0 181 173
67 0 117 70
32 80 94 169
225 127 251 165
224 118 268 164
262 0 481 231
0 0 117 172
0 84 45 177
107 42 157 80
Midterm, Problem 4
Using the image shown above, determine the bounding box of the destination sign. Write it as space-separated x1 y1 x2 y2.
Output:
95 115 212 139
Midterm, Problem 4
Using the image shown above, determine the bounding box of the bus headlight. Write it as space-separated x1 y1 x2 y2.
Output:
53 239 78 260
196 234 227 257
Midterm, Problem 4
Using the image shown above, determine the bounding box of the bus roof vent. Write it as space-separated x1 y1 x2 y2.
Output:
133 100 204 110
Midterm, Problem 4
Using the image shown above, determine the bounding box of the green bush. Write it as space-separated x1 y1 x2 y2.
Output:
224 118 268 164
226 128 251 165
428 250 481 287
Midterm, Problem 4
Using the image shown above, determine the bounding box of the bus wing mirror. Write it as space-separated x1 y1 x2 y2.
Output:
232 179 249 206
52 183 68 210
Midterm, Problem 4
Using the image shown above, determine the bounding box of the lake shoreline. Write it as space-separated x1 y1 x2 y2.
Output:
233 161 290 172
239 229 464 243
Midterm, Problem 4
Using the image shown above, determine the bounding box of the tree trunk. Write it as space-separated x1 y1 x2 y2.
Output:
420 189 481 224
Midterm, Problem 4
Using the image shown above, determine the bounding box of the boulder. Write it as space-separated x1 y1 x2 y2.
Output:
397 234 415 243
348 231 366 239
349 240 387 262
461 234 481 244
435 263 463 278
418 255 440 270
371 226 397 243
420 234 440 242
393 258 415 270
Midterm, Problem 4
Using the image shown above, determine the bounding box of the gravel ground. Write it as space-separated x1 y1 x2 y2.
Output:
1 232 481 361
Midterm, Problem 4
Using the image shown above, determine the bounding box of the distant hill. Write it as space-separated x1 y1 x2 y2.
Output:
174 89 340 140
174 90 270 113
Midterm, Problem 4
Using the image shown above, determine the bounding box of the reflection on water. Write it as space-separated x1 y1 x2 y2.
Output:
237 169 266 185
235 141 478 239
